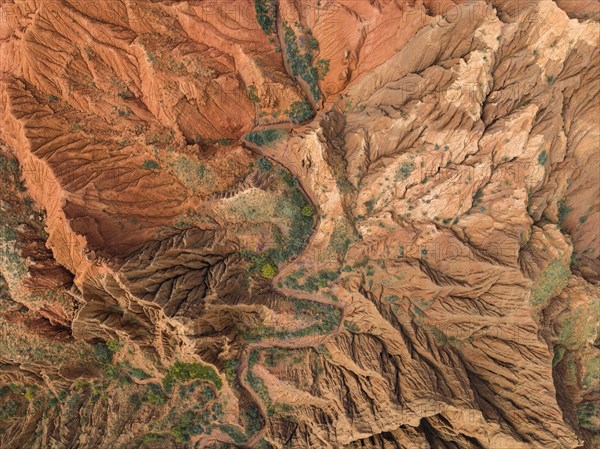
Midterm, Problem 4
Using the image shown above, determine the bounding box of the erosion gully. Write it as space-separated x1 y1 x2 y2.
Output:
217 5 346 446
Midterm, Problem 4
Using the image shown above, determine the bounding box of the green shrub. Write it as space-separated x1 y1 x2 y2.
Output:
141 160 160 170
557 199 572 226
577 402 600 431
219 424 246 444
244 405 263 437
344 321 359 333
118 107 132 117
172 410 205 442
288 100 314 124
247 85 260 103
472 189 484 207
93 342 114 365
256 157 272 171
129 368 150 380
284 270 339 293
145 51 157 65
0 400 18 420
301 205 314 217
538 150 548 165
395 162 414 181
261 262 278 279
329 219 355 258
143 383 166 405
254 0 276 34
256 439 274 449
316 59 330 80
106 338 122 353
142 433 166 443
222 359 239 382
246 129 286 147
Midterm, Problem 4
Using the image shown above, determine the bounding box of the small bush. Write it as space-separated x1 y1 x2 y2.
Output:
344 321 359 333
329 219 355 258
247 85 260 103
577 402 600 431
117 107 132 117
129 368 150 380
316 59 330 80
145 51 157 65
144 383 167 405
256 157 272 171
288 100 314 124
106 338 122 353
538 150 548 166
0 400 18 420
557 199 572 226
395 162 414 181
244 405 263 437
172 410 204 442
93 342 114 365
247 371 271 407
222 359 239 382
301 205 314 217
142 433 166 443
141 160 160 170
261 262 278 279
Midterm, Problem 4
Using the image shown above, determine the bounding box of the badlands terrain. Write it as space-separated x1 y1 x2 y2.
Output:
0 0 599 448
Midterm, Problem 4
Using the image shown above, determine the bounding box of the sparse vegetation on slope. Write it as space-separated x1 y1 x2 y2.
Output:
246 129 287 147
531 259 570 306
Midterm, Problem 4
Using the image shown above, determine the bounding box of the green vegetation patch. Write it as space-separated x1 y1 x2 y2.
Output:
246 129 287 147
163 361 222 391
94 341 116 365
316 59 330 80
530 258 570 306
395 161 414 182
254 0 277 35
282 22 321 101
577 401 600 432
141 160 160 170
247 370 271 408
557 199 572 227
256 156 273 171
288 100 315 124
168 156 207 190
283 269 340 293
260 262 278 279
239 168 314 272
237 297 340 342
